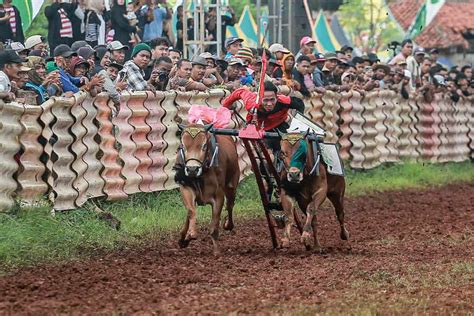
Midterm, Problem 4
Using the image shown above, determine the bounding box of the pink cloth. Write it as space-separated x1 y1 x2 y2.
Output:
188 105 232 128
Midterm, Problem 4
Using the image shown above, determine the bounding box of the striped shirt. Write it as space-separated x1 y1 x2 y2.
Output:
59 8 73 38
4 7 16 34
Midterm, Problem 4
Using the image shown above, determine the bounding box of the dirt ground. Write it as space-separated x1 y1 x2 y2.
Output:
0 183 473 315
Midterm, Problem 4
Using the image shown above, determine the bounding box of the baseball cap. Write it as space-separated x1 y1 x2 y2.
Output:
107 41 130 51
268 43 290 54
0 50 25 65
9 42 27 53
53 44 77 58
71 41 89 53
224 37 243 48
191 55 207 67
25 35 45 50
367 53 380 63
340 45 353 53
228 57 245 67
77 46 95 60
430 48 439 54
109 61 123 70
396 60 407 66
199 52 214 59
324 52 338 60
316 53 326 62
414 47 426 55
300 36 316 47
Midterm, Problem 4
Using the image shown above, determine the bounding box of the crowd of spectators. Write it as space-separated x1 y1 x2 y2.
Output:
0 0 472 106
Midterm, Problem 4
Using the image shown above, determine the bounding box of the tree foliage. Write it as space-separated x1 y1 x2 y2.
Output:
338 0 402 53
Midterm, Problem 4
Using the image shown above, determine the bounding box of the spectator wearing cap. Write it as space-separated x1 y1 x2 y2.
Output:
25 35 48 57
45 0 77 52
292 55 313 97
77 46 96 73
340 45 353 59
389 39 413 66
224 57 244 91
0 49 24 101
188 56 209 90
15 63 32 95
168 48 182 66
268 43 290 63
312 53 326 87
352 56 365 75
2 0 24 43
53 44 84 93
84 0 107 48
107 41 129 65
110 0 138 46
69 56 90 78
265 57 281 83
199 52 224 86
96 54 123 106
224 37 243 60
9 42 29 59
407 47 426 88
117 43 154 91
321 52 338 87
295 36 316 61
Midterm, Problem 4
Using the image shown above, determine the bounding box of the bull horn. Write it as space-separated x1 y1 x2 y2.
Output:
204 123 214 132
304 128 311 139
178 124 186 131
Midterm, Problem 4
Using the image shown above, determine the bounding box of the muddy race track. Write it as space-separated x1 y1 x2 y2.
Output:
1 183 473 314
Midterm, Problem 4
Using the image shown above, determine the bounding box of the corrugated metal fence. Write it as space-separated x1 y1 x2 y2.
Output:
0 88 472 211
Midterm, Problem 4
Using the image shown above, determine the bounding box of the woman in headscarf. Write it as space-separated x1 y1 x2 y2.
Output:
280 53 300 91
24 57 61 104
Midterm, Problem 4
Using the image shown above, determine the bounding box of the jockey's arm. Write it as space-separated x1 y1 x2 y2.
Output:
222 87 257 111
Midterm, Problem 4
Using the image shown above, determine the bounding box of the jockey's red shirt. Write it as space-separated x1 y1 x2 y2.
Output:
222 88 305 131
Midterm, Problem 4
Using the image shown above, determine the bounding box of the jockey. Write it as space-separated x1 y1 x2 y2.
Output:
222 80 305 151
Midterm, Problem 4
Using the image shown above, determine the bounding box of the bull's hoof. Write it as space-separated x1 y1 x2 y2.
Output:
280 237 290 249
341 228 350 240
186 231 198 241
301 232 313 249
178 239 190 248
223 218 234 231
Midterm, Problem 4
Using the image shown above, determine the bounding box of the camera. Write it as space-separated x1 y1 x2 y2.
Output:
157 72 168 82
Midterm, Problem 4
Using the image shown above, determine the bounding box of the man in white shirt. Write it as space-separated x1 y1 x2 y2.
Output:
0 49 24 101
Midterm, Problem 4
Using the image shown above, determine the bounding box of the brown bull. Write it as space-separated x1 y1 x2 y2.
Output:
175 124 240 255
277 133 349 250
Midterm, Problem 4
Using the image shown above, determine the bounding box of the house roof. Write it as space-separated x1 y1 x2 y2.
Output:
415 2 474 49
388 0 424 31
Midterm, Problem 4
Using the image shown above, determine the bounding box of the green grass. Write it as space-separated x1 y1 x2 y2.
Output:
0 161 473 272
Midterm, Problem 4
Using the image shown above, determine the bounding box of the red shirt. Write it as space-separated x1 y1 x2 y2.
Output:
222 88 304 131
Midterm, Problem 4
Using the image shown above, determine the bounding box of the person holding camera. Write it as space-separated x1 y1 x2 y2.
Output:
149 56 172 91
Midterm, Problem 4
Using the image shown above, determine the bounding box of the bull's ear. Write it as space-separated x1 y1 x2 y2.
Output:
304 128 311 139
178 124 186 131
204 123 214 132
